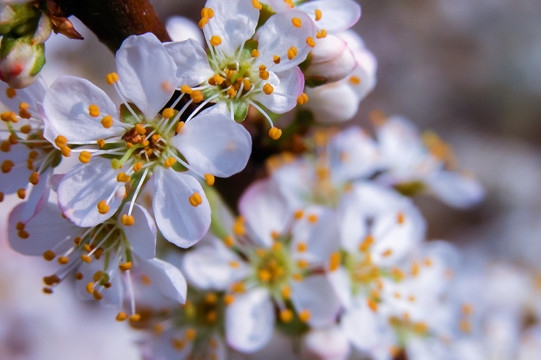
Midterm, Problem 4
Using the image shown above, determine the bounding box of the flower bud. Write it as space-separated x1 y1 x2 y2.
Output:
0 35 45 88
0 3 39 35
305 34 357 85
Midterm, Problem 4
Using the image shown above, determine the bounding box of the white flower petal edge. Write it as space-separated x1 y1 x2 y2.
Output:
116 33 180 119
427 171 484 208
153 168 211 248
165 39 214 87
172 113 252 177
225 288 274 353
58 157 126 227
203 0 260 55
136 256 188 304
43 75 122 145
298 0 361 33
119 203 157 259
252 67 304 114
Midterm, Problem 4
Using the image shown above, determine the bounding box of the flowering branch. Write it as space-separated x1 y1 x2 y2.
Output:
52 0 171 52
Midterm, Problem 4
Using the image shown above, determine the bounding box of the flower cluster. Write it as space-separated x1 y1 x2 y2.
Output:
3 0 531 360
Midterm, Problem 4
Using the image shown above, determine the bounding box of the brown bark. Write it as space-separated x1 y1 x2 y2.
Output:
53 0 170 52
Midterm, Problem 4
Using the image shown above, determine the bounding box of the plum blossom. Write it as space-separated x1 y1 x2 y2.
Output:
42 33 252 248
166 0 316 133
8 197 186 322
182 179 341 353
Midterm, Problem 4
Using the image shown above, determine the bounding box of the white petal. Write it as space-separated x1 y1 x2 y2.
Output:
116 33 178 119
327 267 353 309
43 75 122 145
252 67 304 114
153 168 210 248
136 257 187 304
255 11 316 72
203 0 260 55
20 169 50 222
328 126 381 183
0 75 47 112
166 16 204 44
303 326 351 360
226 288 274 353
337 194 368 253
182 235 250 290
298 0 361 33
165 39 214 87
239 179 293 247
172 112 252 177
304 81 360 123
57 157 126 227
427 171 484 208
8 200 80 256
290 274 342 327
119 203 156 259
306 35 356 83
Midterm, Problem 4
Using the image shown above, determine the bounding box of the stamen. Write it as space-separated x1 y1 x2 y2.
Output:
306 37 316 48
101 116 113 128
268 127 282 140
314 9 322 21
105 72 119 85
204 174 215 186
88 104 100 117
79 151 92 163
251 0 262 9
188 192 203 207
291 17 302 28
287 47 298 60
210 36 222 46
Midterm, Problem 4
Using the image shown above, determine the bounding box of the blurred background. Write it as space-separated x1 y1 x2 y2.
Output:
2 0 541 358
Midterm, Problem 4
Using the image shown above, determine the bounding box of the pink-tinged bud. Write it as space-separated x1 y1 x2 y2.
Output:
302 327 351 360
0 37 45 88
305 35 357 85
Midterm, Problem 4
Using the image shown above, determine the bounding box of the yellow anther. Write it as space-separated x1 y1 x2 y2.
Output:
462 304 474 316
424 258 433 267
1 141 11 152
233 218 246 236
210 35 222 46
293 273 303 281
306 37 316 47
43 250 56 261
116 312 127 321
287 46 298 60
198 17 209 28
17 188 26 199
28 151 39 159
280 309 293 323
132 162 143 172
79 151 92 163
382 249 393 257
28 172 40 185
294 210 304 219
258 269 271 282
118 262 132 271
281 285 291 299
116 172 131 182
153 324 164 335
180 85 192 94
271 231 280 240
271 241 282 251
172 338 186 350
1 160 13 173
86 282 94 294
296 242 308 252
185 328 197 341
459 319 472 333
298 310 311 322
268 126 282 140
408 295 416 302
413 322 428 335
411 262 420 277
43 274 61 285
175 121 185 134
83 244 92 253
81 254 92 263
367 298 378 312
201 7 214 18
229 261 240 268
93 271 103 282
297 259 309 269
8 134 18 145
307 214 318 223
105 72 119 85
60 146 71 157
129 314 141 322
75 272 83 280
259 70 270 80
93 290 103 300
121 214 135 226
292 17 302 28
206 311 217 323
19 124 31 134
95 139 105 148
329 252 341 271
213 74 224 85
251 49 260 57
43 288 53 294
1 111 17 122
252 0 262 9
6 87 16 98
397 212 405 224
88 104 100 117
230 281 246 293
189 192 203 207
101 115 113 128
97 200 110 214
296 93 309 105
226 87 237 98
190 90 204 103
273 55 281 64
134 124 146 135
317 29 327 39
223 235 235 247
164 157 177 168
359 234 374 252
203 173 215 186
224 294 236 305
162 108 175 119
349 75 361 85
204 292 218 304
55 135 68 147
57 256 69 265
314 9 322 21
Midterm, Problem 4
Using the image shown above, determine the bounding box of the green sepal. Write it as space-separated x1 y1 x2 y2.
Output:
233 102 249 122
28 42 45 76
